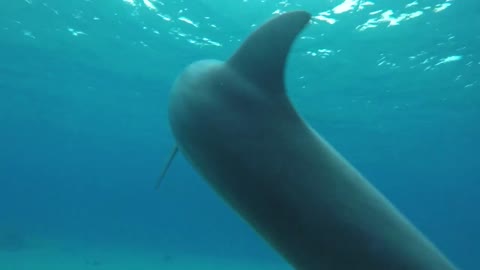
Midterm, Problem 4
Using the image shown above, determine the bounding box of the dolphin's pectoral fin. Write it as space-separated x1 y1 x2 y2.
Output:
227 11 311 93
155 145 178 190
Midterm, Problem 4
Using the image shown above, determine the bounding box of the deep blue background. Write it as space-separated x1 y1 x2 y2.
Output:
1 0 479 269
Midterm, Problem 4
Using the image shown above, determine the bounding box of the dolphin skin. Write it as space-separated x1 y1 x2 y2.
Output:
166 10 458 270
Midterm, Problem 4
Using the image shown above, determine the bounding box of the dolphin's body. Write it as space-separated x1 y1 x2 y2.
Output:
166 11 457 270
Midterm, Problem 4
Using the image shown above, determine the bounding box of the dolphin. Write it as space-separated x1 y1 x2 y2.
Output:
165 10 458 270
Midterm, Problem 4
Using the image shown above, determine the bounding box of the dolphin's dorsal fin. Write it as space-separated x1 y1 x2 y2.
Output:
228 11 311 93
155 145 178 190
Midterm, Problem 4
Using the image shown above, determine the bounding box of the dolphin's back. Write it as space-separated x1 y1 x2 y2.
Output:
167 11 458 270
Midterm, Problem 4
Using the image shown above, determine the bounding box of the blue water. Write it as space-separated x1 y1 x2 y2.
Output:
1 0 479 269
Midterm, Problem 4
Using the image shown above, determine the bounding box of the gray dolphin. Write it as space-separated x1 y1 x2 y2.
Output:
165 10 458 270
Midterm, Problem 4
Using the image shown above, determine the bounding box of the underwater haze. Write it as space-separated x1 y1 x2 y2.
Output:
0 0 479 269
